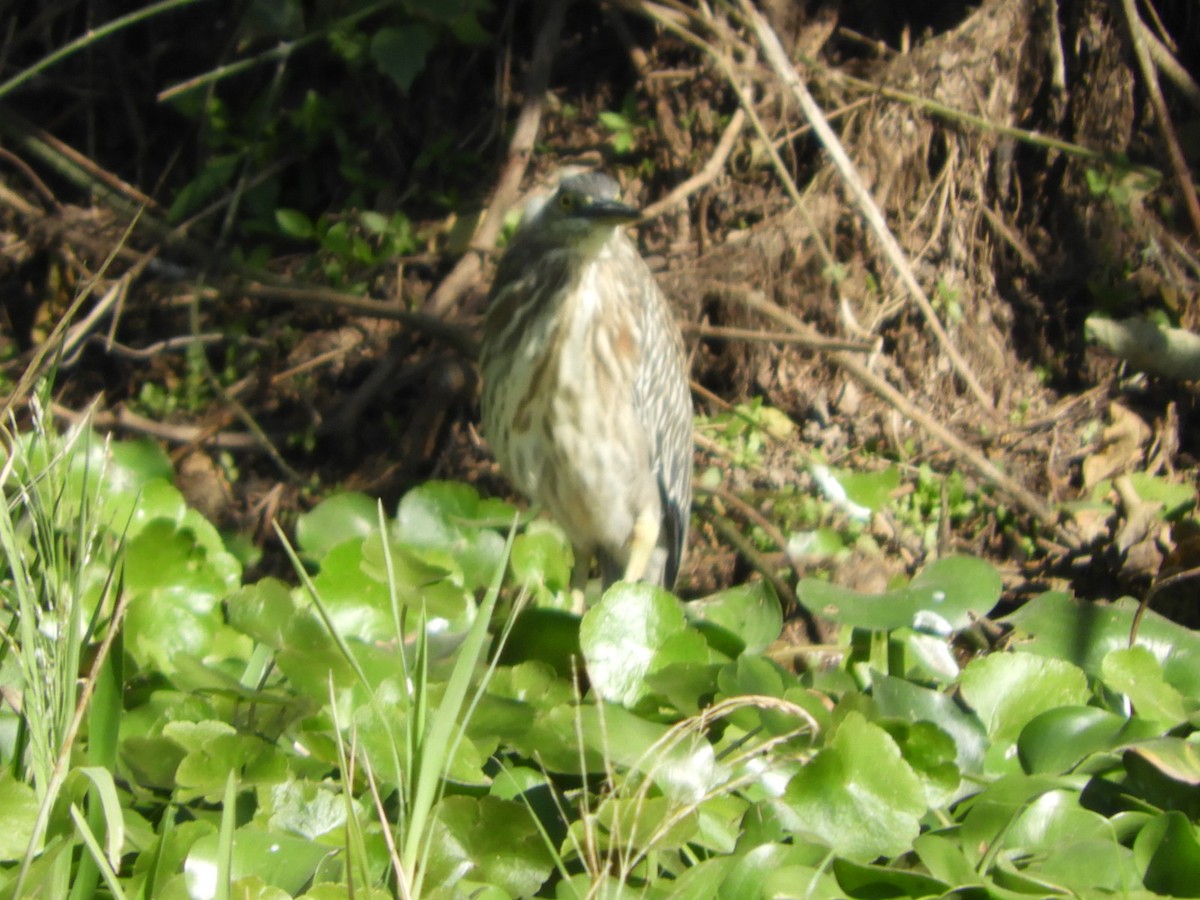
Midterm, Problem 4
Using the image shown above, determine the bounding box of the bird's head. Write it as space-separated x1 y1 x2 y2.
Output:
521 172 640 250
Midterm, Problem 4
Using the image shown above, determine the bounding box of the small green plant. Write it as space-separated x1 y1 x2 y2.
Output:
599 93 648 155
2 411 1197 896
933 278 963 324
696 396 795 469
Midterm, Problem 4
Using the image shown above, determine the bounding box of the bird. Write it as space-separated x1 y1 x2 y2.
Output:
480 171 693 597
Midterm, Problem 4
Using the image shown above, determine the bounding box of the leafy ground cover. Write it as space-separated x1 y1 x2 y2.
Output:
2 412 1199 898
3 0 1200 897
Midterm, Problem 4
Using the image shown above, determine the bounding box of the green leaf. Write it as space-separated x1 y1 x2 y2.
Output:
1126 737 1200 785
166 721 289 802
879 720 962 807
275 208 315 239
774 712 926 861
798 555 1001 631
837 465 901 512
294 492 378 559
168 153 239 221
106 437 174 489
1101 645 1189 729
598 110 631 131
358 210 389 234
1126 471 1196 518
581 582 707 708
1004 592 1200 697
259 778 349 840
832 858 949 897
1018 706 1159 775
499 607 581 678
509 528 571 591
370 24 438 93
123 513 245 673
394 481 513 590
957 773 1069 867
226 578 297 649
1135 811 1200 897
686 581 783 655
185 828 335 896
0 774 38 861
873 674 989 774
425 796 554 896
959 652 1090 745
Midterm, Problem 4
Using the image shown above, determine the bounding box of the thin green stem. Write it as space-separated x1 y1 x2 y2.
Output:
0 0 206 101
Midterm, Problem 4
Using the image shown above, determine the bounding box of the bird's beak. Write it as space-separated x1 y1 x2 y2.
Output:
579 197 641 225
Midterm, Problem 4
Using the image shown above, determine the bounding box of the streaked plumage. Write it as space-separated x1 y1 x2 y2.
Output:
480 171 692 591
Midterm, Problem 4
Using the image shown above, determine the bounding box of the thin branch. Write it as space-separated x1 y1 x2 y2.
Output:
0 0 203 100
740 1 997 415
423 0 568 316
738 290 1072 541
1118 0 1200 242
641 107 746 221
683 320 872 353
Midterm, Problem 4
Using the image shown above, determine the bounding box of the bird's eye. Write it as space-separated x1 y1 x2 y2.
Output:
557 193 575 210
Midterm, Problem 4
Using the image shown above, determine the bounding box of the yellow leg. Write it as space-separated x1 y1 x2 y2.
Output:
623 509 660 583
569 547 590 614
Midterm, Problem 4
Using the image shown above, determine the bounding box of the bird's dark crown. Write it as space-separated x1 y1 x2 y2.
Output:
539 172 640 226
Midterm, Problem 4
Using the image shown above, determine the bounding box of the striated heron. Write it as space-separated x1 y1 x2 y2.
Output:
480 171 693 594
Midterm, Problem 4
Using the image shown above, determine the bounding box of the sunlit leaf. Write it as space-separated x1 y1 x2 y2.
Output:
1101 646 1189 730
0 775 38 862
1005 593 1200 696
1018 705 1159 775
294 492 378 559
798 555 1001 631
581 582 708 708
959 652 1090 745
774 712 926 862
425 796 553 896
686 581 783 655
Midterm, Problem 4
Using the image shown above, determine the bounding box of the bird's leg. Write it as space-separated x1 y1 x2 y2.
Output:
623 509 661 583
569 547 591 614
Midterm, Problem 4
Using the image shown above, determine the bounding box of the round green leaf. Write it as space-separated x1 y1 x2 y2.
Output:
226 578 297 648
686 582 783 655
959 652 1090 744
1018 705 1159 775
185 828 335 896
509 528 571 591
1004 593 1200 697
1135 811 1200 897
581 582 701 707
872 673 989 774
499 608 581 678
106 437 174 490
775 712 926 862
294 492 378 559
0 775 38 861
425 796 554 896
1101 646 1189 730
798 555 1001 631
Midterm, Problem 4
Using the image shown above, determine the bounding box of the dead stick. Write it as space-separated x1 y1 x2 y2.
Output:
423 0 568 316
741 1 996 415
739 291 1071 541
642 108 747 221
1118 0 1200 243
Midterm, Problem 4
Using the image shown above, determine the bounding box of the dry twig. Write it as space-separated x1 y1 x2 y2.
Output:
740 0 996 415
1118 0 1200 242
423 0 568 316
